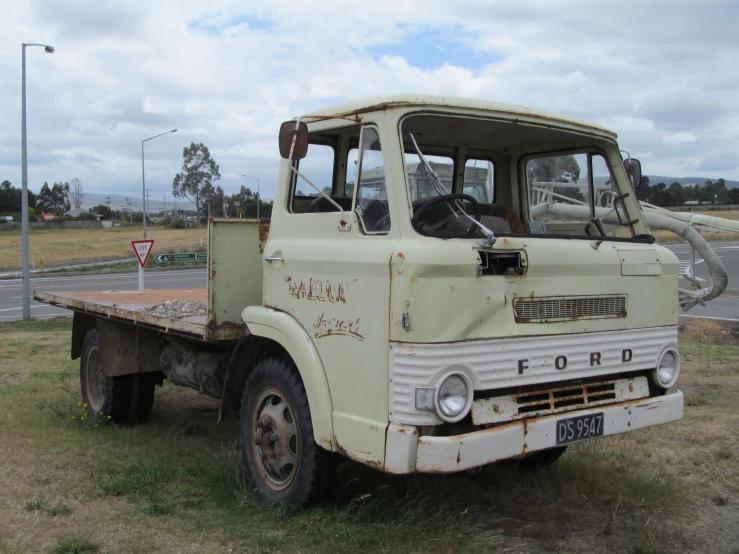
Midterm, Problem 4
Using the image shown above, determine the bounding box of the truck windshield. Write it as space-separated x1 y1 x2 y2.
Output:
400 113 639 241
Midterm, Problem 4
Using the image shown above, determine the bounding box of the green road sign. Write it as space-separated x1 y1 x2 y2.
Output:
155 252 207 263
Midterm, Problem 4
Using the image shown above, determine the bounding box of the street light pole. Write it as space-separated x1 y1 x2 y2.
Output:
21 42 54 321
139 129 177 290
242 175 260 218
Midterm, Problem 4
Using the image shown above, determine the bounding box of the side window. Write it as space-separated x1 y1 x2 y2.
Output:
289 143 336 213
354 127 390 234
464 159 494 203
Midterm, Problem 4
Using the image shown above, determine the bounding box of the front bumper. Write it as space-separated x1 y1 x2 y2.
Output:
384 390 684 474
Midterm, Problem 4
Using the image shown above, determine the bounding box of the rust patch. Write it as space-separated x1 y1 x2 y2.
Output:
258 221 270 253
285 276 349 303
396 252 405 260
503 294 507 307
312 314 364 341
333 434 384 470
396 426 419 436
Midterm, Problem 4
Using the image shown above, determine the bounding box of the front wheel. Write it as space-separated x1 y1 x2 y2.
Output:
519 446 567 469
239 358 335 506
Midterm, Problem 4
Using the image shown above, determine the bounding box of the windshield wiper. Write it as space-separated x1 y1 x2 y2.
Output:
409 133 496 246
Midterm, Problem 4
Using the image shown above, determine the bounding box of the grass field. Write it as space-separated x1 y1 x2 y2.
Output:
0 318 737 554
0 227 207 271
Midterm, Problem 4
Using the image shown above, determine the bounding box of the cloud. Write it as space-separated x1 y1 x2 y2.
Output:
1 0 738 205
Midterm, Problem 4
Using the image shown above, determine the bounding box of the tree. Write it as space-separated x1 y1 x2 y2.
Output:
0 180 37 213
667 182 685 206
70 177 84 209
36 182 71 214
648 183 668 206
91 204 113 219
172 142 221 216
527 155 584 202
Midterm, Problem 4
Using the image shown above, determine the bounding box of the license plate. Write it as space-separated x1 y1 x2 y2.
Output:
556 412 604 445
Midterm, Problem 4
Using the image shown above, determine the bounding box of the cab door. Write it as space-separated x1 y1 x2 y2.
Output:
262 120 399 466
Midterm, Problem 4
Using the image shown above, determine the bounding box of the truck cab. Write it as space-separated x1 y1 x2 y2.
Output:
251 94 682 479
38 95 683 506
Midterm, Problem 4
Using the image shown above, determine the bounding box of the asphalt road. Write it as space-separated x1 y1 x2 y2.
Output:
1 242 738 322
0 268 207 321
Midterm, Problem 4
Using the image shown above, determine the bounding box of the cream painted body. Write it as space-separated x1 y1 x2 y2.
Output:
241 95 684 473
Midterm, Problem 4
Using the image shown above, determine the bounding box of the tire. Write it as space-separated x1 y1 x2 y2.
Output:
80 329 156 424
239 357 335 506
519 446 567 469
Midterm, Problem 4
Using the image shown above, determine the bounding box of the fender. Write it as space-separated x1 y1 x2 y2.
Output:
242 305 334 450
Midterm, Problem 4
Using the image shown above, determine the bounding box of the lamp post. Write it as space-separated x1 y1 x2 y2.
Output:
242 174 260 218
140 129 177 290
21 43 55 321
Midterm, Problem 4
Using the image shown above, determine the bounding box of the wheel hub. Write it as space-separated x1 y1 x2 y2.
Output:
85 346 106 413
251 388 298 490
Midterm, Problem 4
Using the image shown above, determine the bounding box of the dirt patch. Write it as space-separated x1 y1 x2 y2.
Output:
679 318 739 345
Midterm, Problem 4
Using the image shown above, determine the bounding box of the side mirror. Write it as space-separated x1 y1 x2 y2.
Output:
279 120 308 160
624 158 647 200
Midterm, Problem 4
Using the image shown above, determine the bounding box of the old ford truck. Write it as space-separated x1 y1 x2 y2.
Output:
35 95 683 506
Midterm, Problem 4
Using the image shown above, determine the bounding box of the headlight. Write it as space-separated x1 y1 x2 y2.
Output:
435 373 472 422
653 348 680 388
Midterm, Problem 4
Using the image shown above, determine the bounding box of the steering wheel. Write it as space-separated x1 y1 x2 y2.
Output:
412 193 481 234
358 199 390 232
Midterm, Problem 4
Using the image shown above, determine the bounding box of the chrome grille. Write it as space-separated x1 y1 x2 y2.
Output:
513 295 626 323
516 382 617 415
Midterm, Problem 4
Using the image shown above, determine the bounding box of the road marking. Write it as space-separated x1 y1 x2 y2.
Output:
0 305 54 312
680 314 739 322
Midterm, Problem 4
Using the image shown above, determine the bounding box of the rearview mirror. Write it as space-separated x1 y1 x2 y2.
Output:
279 120 308 160
624 157 647 200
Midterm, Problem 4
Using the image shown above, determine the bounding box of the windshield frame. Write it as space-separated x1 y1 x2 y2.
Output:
396 110 651 244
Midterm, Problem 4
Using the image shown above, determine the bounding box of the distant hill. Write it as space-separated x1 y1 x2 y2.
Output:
80 193 195 212
645 176 739 188
593 175 739 188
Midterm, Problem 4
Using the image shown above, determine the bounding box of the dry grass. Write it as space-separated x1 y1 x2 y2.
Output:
0 227 207 270
652 209 739 243
0 318 737 553
680 318 738 345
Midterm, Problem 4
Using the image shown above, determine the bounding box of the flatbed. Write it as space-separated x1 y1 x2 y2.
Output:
33 288 229 341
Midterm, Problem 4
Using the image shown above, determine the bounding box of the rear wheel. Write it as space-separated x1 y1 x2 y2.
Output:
239 357 335 506
80 329 156 424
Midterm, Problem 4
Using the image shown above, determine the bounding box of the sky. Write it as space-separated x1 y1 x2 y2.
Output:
1 0 738 206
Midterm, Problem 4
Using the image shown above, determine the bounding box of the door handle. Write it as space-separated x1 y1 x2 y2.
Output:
264 255 284 263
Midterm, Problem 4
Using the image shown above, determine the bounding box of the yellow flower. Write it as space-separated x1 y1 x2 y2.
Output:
77 401 82 406
99 411 103 415
71 416 76 419
81 417 86 421
83 403 88 408
107 416 112 420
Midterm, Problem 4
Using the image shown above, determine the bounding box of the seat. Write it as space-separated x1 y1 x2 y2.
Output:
307 195 353 213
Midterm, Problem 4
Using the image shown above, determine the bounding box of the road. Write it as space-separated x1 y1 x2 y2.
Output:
0 269 207 321
0 242 737 322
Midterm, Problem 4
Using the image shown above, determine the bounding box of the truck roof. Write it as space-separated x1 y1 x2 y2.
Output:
300 94 617 139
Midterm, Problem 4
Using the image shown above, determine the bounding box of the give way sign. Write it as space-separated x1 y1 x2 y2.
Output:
131 239 155 268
